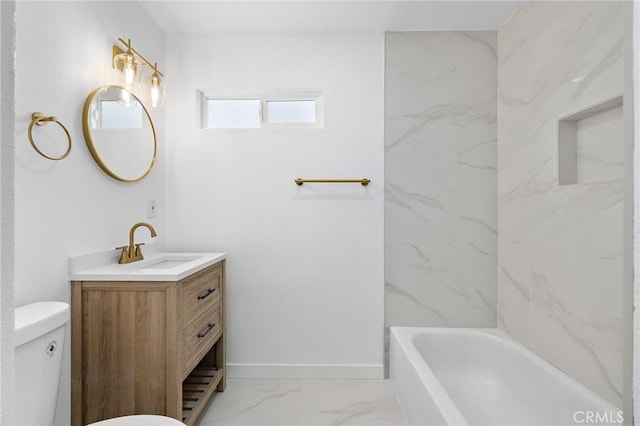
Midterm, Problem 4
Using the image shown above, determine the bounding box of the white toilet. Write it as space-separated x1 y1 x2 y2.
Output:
14 301 184 426
88 415 186 425
15 301 70 426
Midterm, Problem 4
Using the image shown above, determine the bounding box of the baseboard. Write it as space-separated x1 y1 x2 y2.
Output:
226 363 384 379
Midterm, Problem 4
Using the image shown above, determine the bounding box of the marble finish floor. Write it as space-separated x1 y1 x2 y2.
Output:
196 379 407 426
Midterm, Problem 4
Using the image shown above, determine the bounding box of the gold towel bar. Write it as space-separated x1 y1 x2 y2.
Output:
28 112 72 161
295 178 371 186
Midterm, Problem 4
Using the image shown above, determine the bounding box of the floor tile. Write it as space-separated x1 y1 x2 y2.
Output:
197 379 407 426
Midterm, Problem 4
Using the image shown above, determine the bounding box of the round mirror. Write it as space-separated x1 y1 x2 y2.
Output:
82 86 157 182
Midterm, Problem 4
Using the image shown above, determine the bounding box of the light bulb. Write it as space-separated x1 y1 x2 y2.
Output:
150 85 160 108
122 54 135 88
148 70 164 108
117 88 133 106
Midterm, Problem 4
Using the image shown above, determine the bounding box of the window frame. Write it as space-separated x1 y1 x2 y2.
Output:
200 90 324 129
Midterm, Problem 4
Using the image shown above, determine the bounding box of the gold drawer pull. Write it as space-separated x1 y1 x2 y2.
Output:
197 323 216 339
197 288 216 300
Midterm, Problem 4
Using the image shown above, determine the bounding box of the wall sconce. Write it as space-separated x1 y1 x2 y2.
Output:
112 38 165 107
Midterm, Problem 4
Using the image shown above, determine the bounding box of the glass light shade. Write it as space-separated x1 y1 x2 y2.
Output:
116 87 137 107
147 74 165 108
113 52 141 90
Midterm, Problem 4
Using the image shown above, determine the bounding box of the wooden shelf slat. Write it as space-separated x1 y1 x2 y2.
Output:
184 391 204 400
183 384 209 392
182 367 224 426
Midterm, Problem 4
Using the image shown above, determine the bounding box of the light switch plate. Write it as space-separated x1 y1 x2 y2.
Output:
147 198 158 218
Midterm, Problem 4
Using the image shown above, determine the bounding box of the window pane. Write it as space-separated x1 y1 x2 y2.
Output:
208 99 260 128
267 100 316 124
99 100 143 129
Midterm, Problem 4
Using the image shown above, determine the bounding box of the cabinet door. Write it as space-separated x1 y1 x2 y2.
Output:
79 283 177 424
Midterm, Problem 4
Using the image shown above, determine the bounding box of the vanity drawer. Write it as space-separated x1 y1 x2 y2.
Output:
183 302 222 376
181 263 222 325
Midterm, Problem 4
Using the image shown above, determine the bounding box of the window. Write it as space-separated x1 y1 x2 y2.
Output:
98 99 143 129
266 100 316 124
207 99 260 128
201 90 323 129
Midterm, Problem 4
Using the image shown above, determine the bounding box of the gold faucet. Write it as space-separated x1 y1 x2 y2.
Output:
117 222 157 264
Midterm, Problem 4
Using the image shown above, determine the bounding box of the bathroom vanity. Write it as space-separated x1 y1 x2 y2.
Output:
69 252 226 426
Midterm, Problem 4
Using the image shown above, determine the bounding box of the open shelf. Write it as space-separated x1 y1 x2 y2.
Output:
182 366 224 425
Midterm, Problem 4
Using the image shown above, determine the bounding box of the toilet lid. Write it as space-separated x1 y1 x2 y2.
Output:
88 415 186 426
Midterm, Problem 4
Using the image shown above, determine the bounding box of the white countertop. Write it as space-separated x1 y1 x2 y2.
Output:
69 249 226 282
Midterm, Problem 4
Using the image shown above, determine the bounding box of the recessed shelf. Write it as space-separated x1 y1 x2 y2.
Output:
558 95 623 185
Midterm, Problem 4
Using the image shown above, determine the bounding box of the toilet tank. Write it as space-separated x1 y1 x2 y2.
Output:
14 301 70 426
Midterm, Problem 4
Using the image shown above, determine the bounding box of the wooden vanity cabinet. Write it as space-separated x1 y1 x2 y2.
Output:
71 260 226 426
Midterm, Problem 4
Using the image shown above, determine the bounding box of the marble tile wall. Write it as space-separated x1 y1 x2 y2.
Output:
497 2 624 406
384 31 498 352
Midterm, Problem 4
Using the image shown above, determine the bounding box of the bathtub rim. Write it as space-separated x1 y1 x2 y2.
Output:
390 326 621 425
390 326 470 426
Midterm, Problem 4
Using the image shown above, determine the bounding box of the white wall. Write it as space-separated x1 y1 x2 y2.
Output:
1 1 16 424
164 34 385 377
15 2 165 424
384 31 498 348
497 1 624 406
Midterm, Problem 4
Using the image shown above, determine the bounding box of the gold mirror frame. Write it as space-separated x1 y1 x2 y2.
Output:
82 85 157 183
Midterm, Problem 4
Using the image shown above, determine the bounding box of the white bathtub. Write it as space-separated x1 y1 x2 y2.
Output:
390 327 623 426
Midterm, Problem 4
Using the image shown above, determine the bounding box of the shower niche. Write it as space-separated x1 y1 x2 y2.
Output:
558 95 623 185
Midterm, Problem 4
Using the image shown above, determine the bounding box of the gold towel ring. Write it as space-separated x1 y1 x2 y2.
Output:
28 112 72 161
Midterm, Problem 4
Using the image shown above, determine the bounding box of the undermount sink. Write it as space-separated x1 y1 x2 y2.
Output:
69 250 227 282
138 256 203 270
